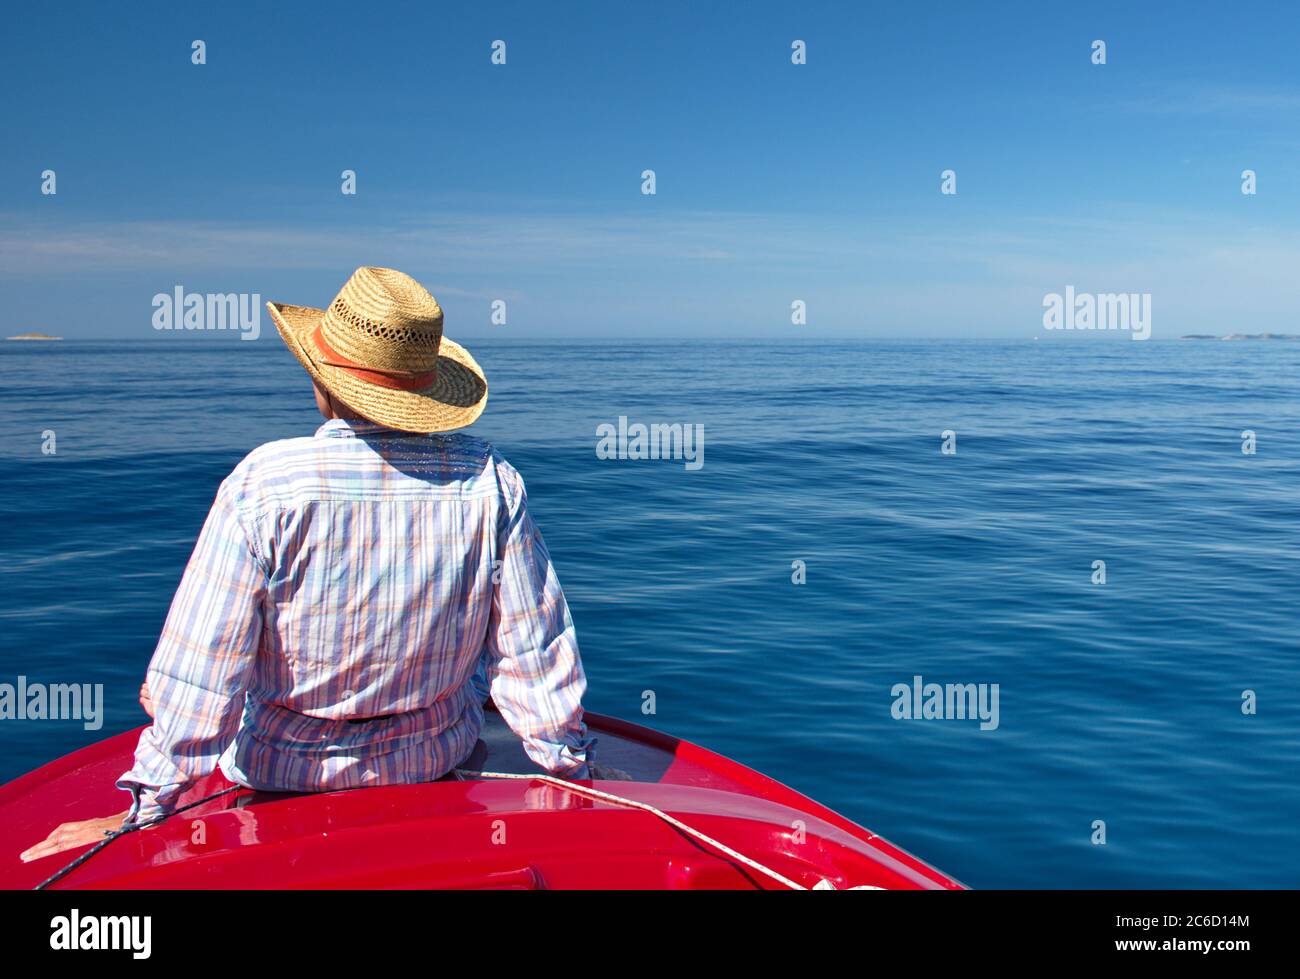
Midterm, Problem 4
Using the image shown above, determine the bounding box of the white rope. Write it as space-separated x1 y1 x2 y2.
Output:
459 769 852 890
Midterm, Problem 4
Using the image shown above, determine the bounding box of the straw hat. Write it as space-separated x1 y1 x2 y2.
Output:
267 267 488 433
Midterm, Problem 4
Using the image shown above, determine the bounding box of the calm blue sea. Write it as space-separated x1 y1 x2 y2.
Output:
2 337 1298 888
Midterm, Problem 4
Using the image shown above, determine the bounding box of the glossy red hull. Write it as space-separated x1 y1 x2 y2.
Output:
1 710 963 890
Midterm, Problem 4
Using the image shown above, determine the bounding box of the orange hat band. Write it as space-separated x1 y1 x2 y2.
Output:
312 324 439 392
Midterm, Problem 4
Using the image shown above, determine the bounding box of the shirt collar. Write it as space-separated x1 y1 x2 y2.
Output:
315 418 405 439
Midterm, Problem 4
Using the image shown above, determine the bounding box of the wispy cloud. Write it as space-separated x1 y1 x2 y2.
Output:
5 205 1300 336
1116 83 1300 116
0 211 793 277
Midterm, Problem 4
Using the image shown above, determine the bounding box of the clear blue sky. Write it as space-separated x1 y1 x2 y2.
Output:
3 0 1299 338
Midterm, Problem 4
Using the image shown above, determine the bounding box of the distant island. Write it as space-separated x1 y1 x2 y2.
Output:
1179 333 1300 341
6 332 63 341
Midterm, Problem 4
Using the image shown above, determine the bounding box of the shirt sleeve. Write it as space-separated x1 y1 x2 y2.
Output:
117 479 266 821
486 455 594 777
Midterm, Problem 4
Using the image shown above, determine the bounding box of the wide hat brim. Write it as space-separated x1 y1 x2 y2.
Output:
267 301 488 434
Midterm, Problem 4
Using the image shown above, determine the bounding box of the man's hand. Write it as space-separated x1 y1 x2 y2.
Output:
138 681 155 719
588 762 634 781
20 809 132 863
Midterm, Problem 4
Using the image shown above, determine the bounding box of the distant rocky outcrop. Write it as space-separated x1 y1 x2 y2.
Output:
5 332 63 341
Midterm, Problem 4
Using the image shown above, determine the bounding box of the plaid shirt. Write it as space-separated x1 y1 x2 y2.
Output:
118 419 592 821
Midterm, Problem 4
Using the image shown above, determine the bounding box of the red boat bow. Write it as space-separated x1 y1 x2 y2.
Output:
0 709 963 890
